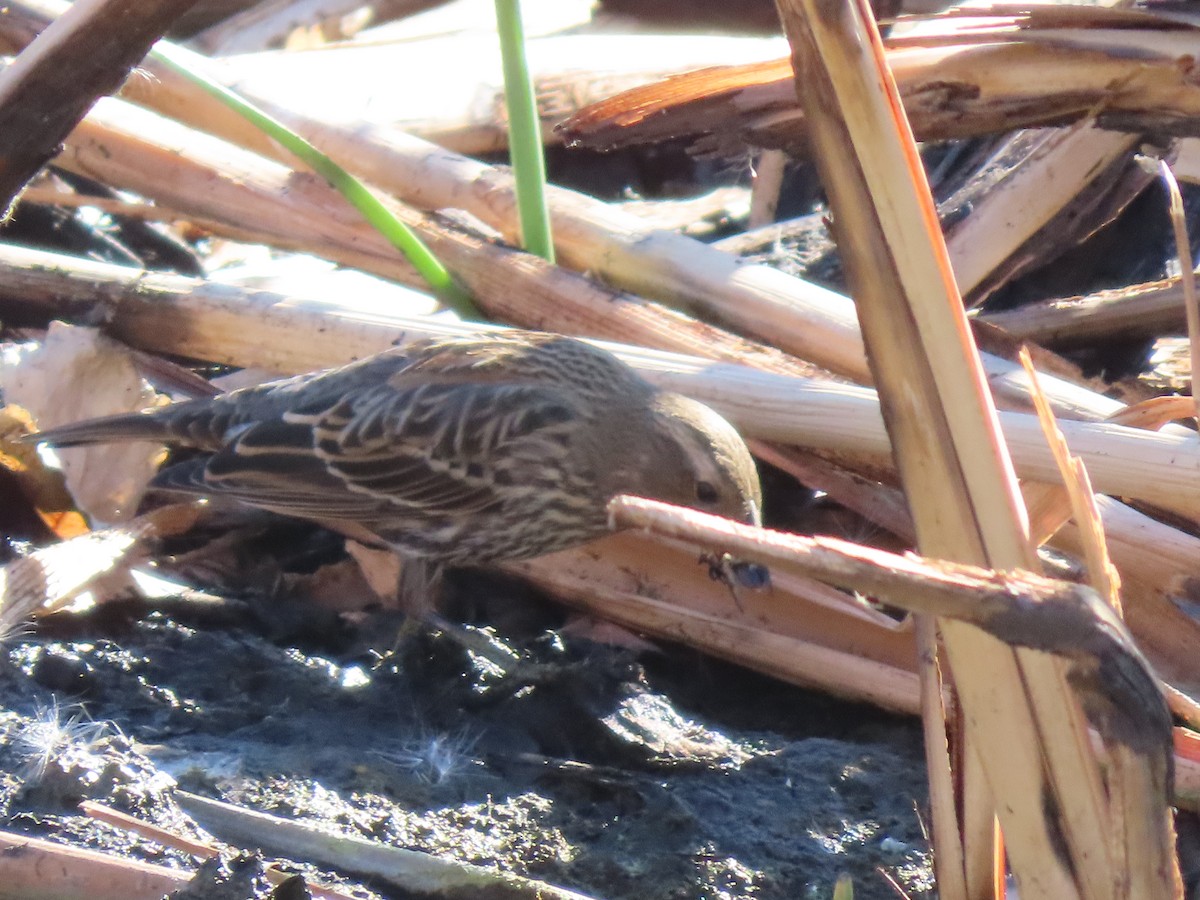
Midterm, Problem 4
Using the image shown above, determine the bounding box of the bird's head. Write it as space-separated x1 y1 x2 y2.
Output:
607 392 762 526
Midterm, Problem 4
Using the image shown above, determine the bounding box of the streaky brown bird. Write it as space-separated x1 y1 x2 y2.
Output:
29 331 762 595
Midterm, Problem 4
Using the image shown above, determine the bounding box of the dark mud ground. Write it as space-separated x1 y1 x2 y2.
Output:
0 551 933 899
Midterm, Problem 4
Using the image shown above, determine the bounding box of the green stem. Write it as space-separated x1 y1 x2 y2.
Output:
149 43 483 321
494 0 554 263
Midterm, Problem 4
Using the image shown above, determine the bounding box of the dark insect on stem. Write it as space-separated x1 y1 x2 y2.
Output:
699 552 771 611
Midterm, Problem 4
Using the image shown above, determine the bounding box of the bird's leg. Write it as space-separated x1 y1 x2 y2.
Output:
424 610 524 675
423 607 567 700
386 557 445 652
391 559 563 692
396 557 445 618
391 558 524 678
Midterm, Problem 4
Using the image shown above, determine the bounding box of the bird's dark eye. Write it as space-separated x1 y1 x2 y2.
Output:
695 481 719 505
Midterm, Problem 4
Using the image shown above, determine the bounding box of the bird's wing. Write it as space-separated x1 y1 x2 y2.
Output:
152 420 390 518
309 381 581 516
379 331 648 397
163 380 582 522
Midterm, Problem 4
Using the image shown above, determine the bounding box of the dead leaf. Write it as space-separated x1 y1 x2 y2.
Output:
291 557 382 613
345 540 401 604
0 404 89 538
0 501 205 631
1 323 167 523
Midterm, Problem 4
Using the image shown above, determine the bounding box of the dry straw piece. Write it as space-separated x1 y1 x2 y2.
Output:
773 0 1178 897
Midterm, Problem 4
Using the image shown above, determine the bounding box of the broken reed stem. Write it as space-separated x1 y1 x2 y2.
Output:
767 1 1183 896
775 1 1031 894
0 829 190 899
607 497 1151 673
0 0 199 212
1018 350 1180 892
1155 158 1200 427
174 791 599 900
8 239 1200 517
749 149 787 228
609 496 1171 808
79 802 354 900
1021 352 1122 610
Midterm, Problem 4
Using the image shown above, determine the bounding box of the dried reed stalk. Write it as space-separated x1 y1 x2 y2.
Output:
978 276 1191 347
4 244 1200 700
773 0 1178 896
561 10 1200 150
8 244 1200 516
0 2 1152 438
67 59 1159 431
0 829 190 898
0 0 200 209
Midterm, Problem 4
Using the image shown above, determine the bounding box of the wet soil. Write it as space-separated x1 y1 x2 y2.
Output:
0 570 933 899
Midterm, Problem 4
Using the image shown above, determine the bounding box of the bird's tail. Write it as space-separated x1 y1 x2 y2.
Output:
23 411 171 447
